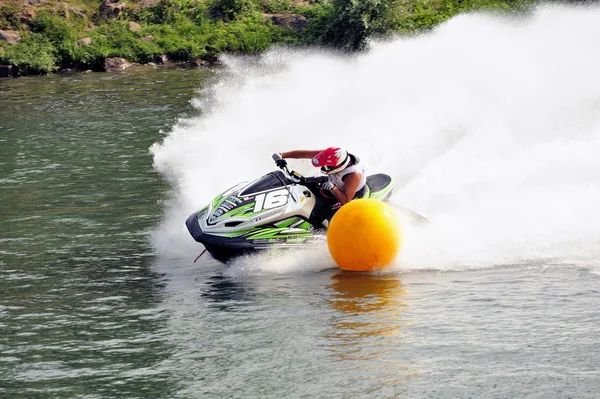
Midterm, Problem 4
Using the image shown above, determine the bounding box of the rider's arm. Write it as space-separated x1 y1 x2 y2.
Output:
331 172 361 205
281 150 321 159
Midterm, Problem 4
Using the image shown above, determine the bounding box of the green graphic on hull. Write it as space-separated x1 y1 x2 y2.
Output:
226 203 254 218
274 218 313 230
211 193 226 210
276 217 298 228
243 228 313 240
298 221 312 229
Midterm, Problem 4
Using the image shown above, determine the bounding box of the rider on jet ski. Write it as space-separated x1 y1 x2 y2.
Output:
272 147 365 227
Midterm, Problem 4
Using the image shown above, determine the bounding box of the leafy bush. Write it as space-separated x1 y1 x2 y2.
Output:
207 0 254 21
208 13 292 54
89 21 162 63
149 23 210 60
29 11 84 67
0 33 57 74
294 2 334 45
319 0 404 51
397 0 533 33
262 0 292 14
135 0 208 25
30 12 78 42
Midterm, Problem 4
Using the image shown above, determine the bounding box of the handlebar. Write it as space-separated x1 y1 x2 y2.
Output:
278 164 327 186
269 162 329 204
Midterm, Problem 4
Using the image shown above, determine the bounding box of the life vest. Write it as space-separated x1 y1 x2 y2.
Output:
328 154 366 194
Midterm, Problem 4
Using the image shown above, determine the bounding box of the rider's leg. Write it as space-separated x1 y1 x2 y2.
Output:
312 186 367 228
309 194 337 228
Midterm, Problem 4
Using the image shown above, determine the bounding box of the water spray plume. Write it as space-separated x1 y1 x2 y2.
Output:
151 5 600 271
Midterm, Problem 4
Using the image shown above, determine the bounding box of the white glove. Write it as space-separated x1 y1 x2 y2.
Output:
322 181 336 191
272 152 283 161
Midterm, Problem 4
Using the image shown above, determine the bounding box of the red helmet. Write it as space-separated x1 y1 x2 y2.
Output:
311 147 350 175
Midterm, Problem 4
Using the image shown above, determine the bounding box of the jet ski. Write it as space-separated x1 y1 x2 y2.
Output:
185 164 395 263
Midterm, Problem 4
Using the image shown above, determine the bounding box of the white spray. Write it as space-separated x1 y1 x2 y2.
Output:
151 4 600 272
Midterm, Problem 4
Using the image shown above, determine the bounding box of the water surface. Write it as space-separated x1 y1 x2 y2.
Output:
3 12 600 397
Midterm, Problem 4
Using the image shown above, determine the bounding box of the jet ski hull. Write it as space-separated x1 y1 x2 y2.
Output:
185 171 394 263
185 212 304 262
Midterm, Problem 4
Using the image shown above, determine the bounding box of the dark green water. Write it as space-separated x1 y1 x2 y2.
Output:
2 68 600 399
0 69 207 398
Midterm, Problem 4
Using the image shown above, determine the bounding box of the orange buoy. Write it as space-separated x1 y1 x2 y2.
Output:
327 199 402 271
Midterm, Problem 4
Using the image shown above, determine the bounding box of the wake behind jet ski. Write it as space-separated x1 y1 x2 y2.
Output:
185 148 395 262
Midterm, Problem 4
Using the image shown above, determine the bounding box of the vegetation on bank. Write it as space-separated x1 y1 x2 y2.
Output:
0 0 536 76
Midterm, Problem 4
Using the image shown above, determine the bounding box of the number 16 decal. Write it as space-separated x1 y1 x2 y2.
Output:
253 189 289 213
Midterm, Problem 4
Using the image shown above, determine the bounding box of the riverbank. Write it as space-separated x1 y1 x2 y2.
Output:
0 0 535 77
